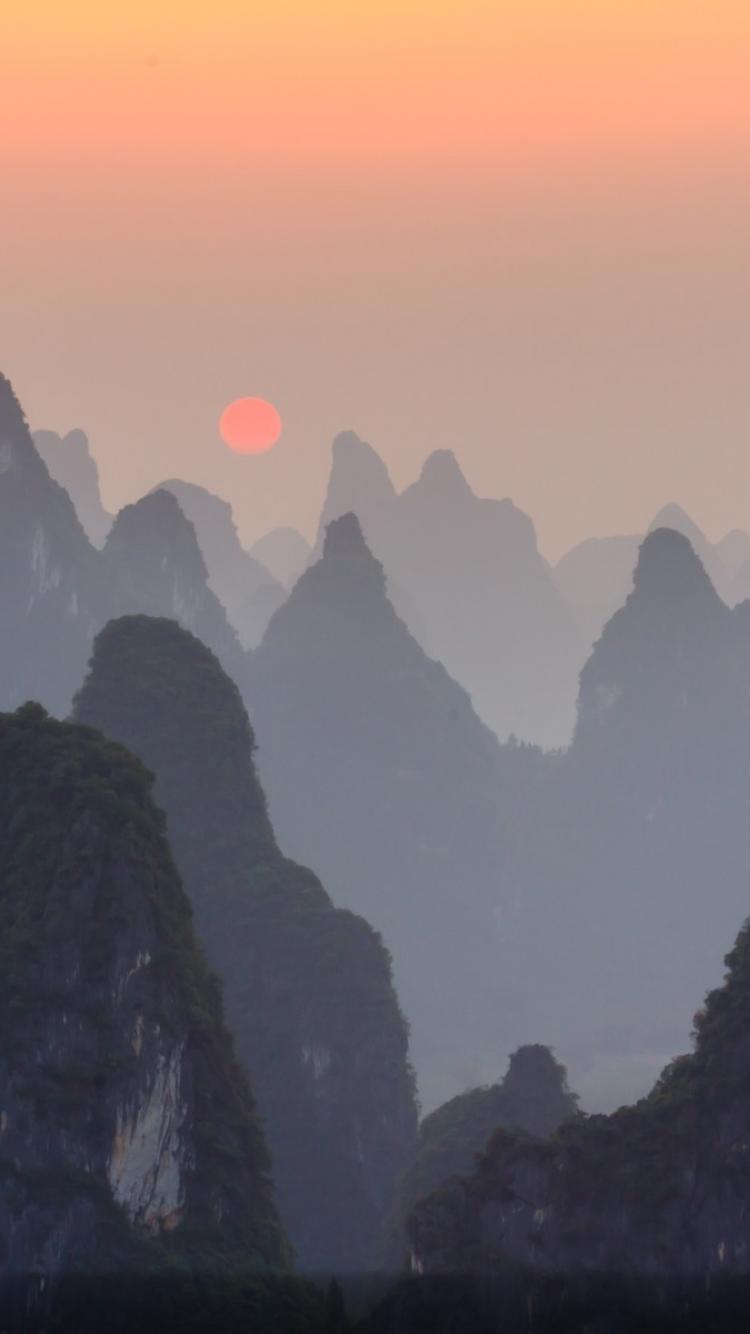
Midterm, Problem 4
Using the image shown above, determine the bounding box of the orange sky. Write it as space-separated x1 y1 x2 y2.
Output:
3 0 750 555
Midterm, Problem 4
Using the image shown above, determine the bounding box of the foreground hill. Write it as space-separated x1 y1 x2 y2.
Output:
393 1046 577 1261
74 614 418 1273
396 906 750 1331
0 703 299 1328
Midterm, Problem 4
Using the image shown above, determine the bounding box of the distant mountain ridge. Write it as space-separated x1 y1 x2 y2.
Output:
555 502 750 650
500 527 750 1109
33 427 112 546
315 431 583 748
249 511 537 1109
0 374 255 716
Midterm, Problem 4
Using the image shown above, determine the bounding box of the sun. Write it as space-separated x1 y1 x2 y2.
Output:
219 397 282 454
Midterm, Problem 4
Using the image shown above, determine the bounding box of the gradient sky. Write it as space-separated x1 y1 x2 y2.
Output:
3 0 750 557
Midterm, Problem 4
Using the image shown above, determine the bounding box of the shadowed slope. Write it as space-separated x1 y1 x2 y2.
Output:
74 614 418 1273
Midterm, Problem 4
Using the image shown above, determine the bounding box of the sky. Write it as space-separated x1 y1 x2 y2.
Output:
2 0 750 558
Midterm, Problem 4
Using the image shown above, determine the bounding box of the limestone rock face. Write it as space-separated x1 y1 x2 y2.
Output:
0 703 284 1316
74 614 418 1273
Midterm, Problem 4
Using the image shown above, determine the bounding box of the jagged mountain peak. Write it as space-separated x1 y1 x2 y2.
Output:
0 370 28 435
106 489 210 578
648 501 705 542
323 509 367 556
312 511 388 596
103 489 244 674
157 476 234 524
75 612 417 1272
315 431 397 555
33 427 112 546
416 448 472 496
632 526 719 604
0 372 52 483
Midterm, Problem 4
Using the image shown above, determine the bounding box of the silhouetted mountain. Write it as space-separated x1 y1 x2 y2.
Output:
249 513 534 1109
33 428 112 546
504 529 750 1109
250 527 311 588
394 1046 577 1258
553 533 641 648
316 432 397 556
156 479 285 646
0 376 106 716
74 615 418 1274
0 702 290 1326
555 505 750 652
102 490 246 682
316 433 582 747
403 908 750 1327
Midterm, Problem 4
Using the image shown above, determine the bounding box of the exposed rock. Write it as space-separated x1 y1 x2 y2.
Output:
0 702 285 1320
74 614 418 1273
407 908 750 1302
393 1046 577 1262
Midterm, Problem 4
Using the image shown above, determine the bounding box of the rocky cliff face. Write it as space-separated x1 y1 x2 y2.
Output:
0 376 107 716
248 513 523 1110
408 908 750 1297
73 614 418 1273
0 703 286 1322
395 1046 577 1253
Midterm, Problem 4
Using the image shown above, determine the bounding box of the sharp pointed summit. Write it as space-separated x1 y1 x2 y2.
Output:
103 489 245 679
314 430 583 746
248 512 523 1109
415 448 473 497
632 526 720 604
0 374 106 715
33 428 112 547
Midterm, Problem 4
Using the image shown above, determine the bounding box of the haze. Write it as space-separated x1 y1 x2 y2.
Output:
2 0 749 558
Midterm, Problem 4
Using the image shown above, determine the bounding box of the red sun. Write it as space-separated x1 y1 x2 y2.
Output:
219 397 282 454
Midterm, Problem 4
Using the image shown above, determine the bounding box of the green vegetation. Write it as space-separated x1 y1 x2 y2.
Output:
0 701 299 1313
74 614 418 1273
